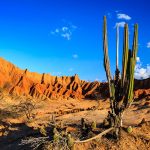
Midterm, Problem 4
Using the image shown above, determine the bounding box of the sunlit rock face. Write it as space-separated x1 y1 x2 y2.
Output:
0 57 149 100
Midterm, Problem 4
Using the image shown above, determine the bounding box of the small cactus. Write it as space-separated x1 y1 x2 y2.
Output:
127 126 133 133
51 114 56 124
60 120 64 128
53 128 60 143
39 126 47 136
88 131 95 138
91 121 97 130
67 134 74 150
61 130 66 136
81 118 86 130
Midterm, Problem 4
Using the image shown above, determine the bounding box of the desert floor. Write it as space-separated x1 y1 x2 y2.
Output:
0 93 150 150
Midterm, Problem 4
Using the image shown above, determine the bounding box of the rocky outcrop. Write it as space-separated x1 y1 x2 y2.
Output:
134 79 150 99
134 78 150 90
134 89 150 100
0 58 93 99
0 57 149 100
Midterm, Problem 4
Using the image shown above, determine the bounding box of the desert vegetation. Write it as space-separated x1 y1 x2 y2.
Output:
102 16 138 138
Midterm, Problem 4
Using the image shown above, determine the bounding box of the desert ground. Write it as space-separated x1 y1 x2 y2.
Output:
0 91 150 150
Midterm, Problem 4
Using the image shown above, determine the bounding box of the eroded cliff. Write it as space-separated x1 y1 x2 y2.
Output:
0 57 149 100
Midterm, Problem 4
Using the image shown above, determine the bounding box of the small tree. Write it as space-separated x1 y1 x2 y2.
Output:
18 99 35 120
103 16 138 138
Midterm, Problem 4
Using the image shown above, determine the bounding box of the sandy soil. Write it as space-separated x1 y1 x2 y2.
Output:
0 92 150 150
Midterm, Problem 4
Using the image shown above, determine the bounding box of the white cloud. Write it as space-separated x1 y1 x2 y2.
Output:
52 72 62 76
62 27 68 32
61 33 71 40
95 78 100 81
71 25 77 29
117 13 131 20
51 28 59 35
50 31 55 35
115 10 121 13
55 29 59 33
72 54 78 59
114 12 131 28
147 42 150 48
136 57 140 62
115 22 126 28
50 23 77 40
134 57 150 79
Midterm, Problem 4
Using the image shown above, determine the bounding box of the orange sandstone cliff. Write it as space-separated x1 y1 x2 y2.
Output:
0 57 149 100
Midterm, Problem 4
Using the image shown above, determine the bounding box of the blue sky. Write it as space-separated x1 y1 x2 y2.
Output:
0 0 150 81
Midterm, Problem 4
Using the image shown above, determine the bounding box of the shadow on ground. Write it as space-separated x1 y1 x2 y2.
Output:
0 121 39 150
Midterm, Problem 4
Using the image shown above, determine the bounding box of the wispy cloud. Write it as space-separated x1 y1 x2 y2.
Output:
61 32 72 40
52 71 62 76
115 21 126 28
72 54 78 59
68 68 74 72
51 23 77 40
114 12 131 28
107 12 112 19
134 57 150 79
95 78 100 81
115 10 122 13
117 13 131 20
147 42 150 48
136 57 140 63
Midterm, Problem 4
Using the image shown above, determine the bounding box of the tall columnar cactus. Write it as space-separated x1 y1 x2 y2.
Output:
121 24 129 88
103 16 115 113
102 16 138 138
127 24 138 104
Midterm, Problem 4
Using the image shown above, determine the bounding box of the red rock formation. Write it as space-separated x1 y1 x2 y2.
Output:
0 58 84 99
134 78 150 90
0 57 149 100
134 89 150 99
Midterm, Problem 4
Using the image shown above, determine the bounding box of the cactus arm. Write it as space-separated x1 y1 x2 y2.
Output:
121 24 129 88
132 24 138 65
116 24 119 70
103 16 115 113
126 24 138 106
127 58 134 102
103 16 112 82
103 17 115 100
